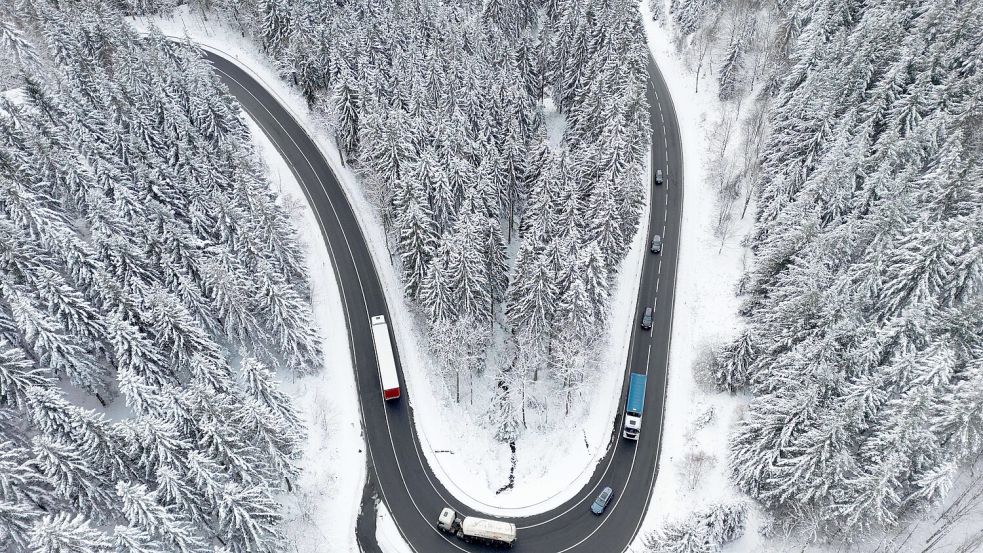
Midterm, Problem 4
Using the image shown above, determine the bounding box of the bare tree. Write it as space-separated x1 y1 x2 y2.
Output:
693 12 722 93
430 316 490 403
679 449 717 490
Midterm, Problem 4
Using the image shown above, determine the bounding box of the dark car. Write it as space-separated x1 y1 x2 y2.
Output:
656 169 664 185
591 486 614 515
640 307 653 330
650 234 662 254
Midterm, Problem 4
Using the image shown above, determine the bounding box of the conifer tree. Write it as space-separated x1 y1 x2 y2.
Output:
333 69 361 160
0 8 321 551
116 481 207 553
724 0 983 534
28 513 111 553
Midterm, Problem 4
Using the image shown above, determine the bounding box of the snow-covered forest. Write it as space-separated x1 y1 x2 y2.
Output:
0 3 321 551
656 0 983 544
173 0 654 440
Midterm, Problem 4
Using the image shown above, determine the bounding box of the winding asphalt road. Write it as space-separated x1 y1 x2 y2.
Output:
204 49 683 552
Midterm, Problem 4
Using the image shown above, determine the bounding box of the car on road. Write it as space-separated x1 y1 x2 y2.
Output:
656 169 664 185
591 487 614 515
640 307 653 330
650 234 662 254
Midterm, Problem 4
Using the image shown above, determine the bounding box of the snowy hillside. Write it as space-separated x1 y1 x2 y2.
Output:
3 0 982 551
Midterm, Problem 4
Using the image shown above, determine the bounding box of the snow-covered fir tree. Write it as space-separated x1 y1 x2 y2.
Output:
642 502 748 553
718 0 983 538
0 2 320 551
197 0 651 440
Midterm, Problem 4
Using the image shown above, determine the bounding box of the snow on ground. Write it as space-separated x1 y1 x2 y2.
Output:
634 4 983 553
376 503 415 553
245 115 364 553
0 88 25 112
632 2 763 550
136 5 651 520
7 74 365 551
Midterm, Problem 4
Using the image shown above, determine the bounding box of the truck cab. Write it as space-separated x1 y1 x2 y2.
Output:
437 508 458 533
624 413 642 439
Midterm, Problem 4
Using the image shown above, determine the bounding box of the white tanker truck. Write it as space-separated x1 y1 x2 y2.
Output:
437 507 516 548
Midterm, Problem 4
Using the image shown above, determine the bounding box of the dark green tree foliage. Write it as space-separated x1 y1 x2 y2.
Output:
724 0 983 536
0 4 316 551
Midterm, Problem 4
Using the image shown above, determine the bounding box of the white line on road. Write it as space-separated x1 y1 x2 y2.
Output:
649 306 655 337
210 59 455 553
625 55 684 553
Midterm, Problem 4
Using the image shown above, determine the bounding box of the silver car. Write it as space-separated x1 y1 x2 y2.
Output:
591 486 614 515
650 235 662 254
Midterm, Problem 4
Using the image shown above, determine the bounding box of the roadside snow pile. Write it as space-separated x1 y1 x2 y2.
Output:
376 503 414 553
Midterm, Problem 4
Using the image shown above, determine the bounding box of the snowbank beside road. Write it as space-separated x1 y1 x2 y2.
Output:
634 2 764 551
376 503 415 553
245 115 364 553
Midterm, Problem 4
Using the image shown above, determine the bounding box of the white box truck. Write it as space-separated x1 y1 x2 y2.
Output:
370 315 400 400
437 507 516 548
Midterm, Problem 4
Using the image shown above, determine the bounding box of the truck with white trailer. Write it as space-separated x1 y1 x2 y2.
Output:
437 508 516 548
623 372 647 440
370 315 400 400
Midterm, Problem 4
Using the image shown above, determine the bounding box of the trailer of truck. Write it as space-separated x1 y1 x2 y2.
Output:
437 508 516 548
370 315 400 400
623 372 647 440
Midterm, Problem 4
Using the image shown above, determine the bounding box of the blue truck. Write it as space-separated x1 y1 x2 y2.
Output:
622 373 647 440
